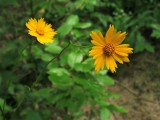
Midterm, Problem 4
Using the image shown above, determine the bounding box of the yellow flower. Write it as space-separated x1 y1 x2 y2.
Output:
89 25 133 73
26 18 56 44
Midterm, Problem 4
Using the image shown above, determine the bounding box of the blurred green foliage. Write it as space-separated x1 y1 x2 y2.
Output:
0 0 160 120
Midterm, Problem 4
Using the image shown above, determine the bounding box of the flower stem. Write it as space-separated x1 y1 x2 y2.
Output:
13 42 70 112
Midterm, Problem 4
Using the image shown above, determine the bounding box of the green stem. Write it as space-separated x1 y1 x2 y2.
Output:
69 40 90 48
14 42 70 112
0 101 6 120
31 42 70 89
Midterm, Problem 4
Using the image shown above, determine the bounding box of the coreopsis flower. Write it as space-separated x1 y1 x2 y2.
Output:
26 18 56 44
89 25 133 73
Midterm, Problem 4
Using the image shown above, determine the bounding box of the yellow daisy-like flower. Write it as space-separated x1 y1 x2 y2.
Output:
89 25 133 73
26 18 56 44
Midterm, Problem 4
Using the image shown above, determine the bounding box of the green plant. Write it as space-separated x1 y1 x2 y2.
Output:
0 0 160 120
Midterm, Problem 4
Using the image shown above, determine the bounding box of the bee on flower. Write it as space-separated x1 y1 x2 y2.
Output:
26 18 56 44
89 25 133 73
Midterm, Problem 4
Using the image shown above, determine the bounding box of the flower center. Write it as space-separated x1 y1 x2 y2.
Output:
103 43 115 56
36 29 44 36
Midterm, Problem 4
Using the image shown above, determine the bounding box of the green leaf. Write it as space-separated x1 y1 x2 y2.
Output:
48 93 67 104
32 45 43 58
96 100 110 107
74 58 94 72
151 24 160 39
92 13 113 27
48 68 70 76
67 52 83 68
41 53 53 62
106 92 120 99
45 40 62 54
144 41 155 53
25 111 42 120
135 33 155 53
48 73 73 88
75 22 92 29
100 108 111 120
74 77 90 87
71 29 83 38
57 15 79 37
31 88 53 98
135 33 145 52
93 74 114 86
0 98 12 112
108 105 128 113
151 30 160 39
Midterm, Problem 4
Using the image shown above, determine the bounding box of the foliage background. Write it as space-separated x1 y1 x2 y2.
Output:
0 0 160 120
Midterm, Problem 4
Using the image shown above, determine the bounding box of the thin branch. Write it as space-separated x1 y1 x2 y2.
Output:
69 40 90 48
30 42 70 89
14 42 70 112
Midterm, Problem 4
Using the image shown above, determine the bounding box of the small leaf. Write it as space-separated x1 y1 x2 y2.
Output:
75 22 92 29
58 15 79 37
135 33 145 52
151 24 160 39
67 52 83 68
145 42 155 53
25 111 42 120
32 45 43 58
41 53 53 62
74 58 94 72
31 88 53 98
100 108 111 120
108 105 128 113
93 74 114 86
0 98 12 112
135 33 155 53
96 100 110 107
48 68 70 76
48 74 73 88
45 40 62 54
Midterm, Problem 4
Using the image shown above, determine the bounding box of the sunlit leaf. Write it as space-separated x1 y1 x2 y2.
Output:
100 108 111 120
57 15 79 37
67 52 83 68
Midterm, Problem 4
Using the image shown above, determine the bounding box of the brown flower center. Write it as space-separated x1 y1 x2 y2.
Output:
103 43 115 56
36 29 44 36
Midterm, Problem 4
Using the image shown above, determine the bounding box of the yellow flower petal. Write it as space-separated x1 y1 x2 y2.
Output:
37 36 52 44
106 56 117 73
105 25 118 43
37 18 45 29
113 32 127 45
94 54 105 72
115 47 133 54
93 51 103 59
112 53 123 64
89 49 103 57
26 18 37 31
115 50 128 57
116 44 129 48
91 40 104 47
90 31 106 46
105 25 127 45
122 57 130 62
26 18 56 44
89 25 133 73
